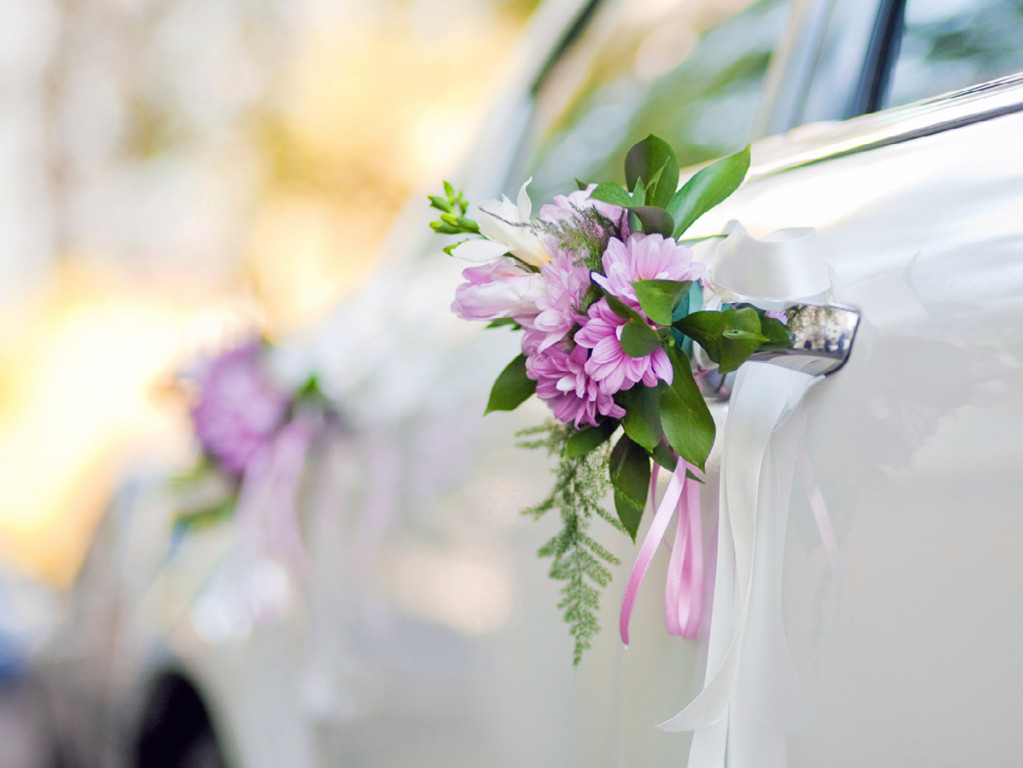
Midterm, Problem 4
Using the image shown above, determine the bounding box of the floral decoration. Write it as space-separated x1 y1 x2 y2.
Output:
176 338 330 545
430 135 793 662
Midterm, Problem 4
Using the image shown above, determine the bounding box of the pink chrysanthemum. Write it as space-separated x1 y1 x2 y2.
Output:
592 233 705 308
530 246 590 352
191 342 290 477
574 299 673 395
524 332 624 428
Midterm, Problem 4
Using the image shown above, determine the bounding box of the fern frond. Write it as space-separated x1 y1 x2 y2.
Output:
521 421 622 664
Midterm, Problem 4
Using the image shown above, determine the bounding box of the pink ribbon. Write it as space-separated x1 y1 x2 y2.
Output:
237 408 323 572
620 457 706 646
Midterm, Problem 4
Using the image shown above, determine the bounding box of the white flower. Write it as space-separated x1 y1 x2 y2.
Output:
454 179 551 267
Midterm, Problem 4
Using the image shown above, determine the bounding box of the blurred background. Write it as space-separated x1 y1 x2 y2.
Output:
0 0 539 585
0 2 537 763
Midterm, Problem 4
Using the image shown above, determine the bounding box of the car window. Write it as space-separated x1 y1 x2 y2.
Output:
515 0 789 201
884 0 1023 108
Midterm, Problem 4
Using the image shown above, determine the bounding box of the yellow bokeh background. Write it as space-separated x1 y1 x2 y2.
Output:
0 0 532 584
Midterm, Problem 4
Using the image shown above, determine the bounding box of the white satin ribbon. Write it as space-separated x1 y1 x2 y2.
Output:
711 221 831 309
661 223 842 768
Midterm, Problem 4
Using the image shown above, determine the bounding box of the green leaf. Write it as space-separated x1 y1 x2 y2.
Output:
589 182 632 207
673 281 703 323
600 289 646 324
625 135 679 209
667 145 750 238
618 385 662 452
632 177 647 206
632 279 693 326
428 194 452 212
659 346 715 471
174 498 236 532
627 206 675 237
759 314 792 347
485 317 521 329
620 318 662 357
609 435 651 541
485 354 536 414
675 306 767 374
575 178 589 191
722 329 769 343
443 238 470 256
650 439 679 472
564 421 616 459
626 210 642 234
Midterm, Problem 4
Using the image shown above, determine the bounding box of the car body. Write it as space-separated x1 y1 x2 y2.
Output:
36 0 1023 766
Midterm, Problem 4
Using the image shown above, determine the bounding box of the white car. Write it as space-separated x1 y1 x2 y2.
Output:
37 0 1023 766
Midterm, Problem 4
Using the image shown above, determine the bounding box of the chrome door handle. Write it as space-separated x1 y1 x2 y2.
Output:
698 303 860 399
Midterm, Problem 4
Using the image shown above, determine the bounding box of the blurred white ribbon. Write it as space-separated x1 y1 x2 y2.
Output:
662 222 839 768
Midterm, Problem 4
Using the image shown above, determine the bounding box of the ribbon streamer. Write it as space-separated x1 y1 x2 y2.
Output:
620 457 706 647
237 408 324 572
651 223 849 766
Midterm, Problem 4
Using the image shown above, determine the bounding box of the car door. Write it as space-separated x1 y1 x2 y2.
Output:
501 0 1023 765
287 0 1023 765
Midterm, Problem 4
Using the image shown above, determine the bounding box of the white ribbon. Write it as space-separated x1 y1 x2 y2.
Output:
663 223 840 768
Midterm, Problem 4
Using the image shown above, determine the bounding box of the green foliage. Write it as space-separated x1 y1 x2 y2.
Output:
485 317 521 330
659 346 716 471
429 182 479 238
523 422 623 665
675 306 767 374
617 384 663 452
667 145 750 238
609 435 650 541
173 498 235 533
619 318 662 357
589 182 633 207
601 289 645 323
625 134 679 209
627 206 675 237
633 279 692 326
759 313 792 347
485 354 536 414
564 421 616 459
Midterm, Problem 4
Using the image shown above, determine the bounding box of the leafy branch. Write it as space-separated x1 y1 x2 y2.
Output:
521 422 622 664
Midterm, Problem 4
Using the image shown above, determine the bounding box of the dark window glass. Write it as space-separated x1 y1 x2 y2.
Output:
515 0 787 201
884 0 1023 108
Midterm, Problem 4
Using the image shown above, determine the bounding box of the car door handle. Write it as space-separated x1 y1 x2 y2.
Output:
698 303 860 399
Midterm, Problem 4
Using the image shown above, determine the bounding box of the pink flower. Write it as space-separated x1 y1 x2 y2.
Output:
192 342 290 477
575 299 673 394
592 233 705 309
530 246 591 352
525 338 625 428
451 257 544 323
539 185 628 231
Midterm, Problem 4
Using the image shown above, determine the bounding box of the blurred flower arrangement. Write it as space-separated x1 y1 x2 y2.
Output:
176 339 333 568
430 135 793 662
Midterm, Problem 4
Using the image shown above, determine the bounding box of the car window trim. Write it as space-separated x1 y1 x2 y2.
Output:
751 72 1023 180
845 0 906 118
529 0 605 95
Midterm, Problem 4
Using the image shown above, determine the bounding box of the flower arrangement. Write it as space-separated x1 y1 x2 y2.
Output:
176 339 331 566
430 135 793 662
